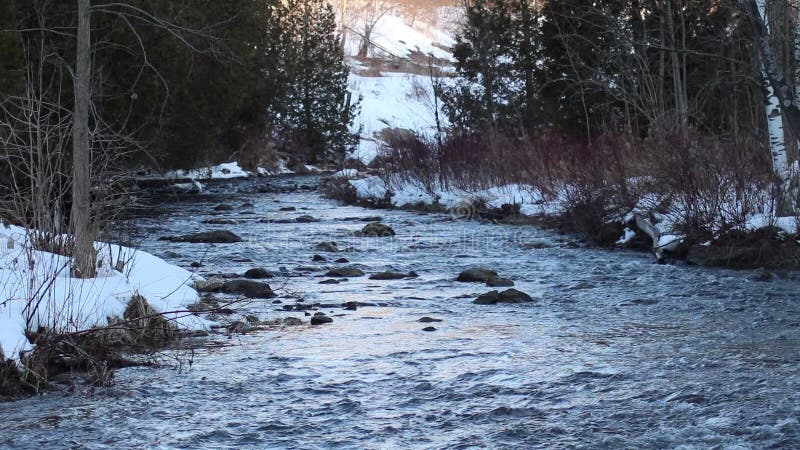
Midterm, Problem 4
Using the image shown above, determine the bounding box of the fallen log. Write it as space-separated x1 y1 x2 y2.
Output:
633 213 666 263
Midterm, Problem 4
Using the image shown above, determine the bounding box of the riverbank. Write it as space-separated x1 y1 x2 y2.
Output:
0 224 212 398
325 172 800 272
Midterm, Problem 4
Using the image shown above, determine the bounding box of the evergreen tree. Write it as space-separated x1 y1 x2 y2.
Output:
269 0 359 164
443 0 541 135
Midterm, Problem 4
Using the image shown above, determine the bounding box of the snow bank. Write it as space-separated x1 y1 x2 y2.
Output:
349 176 560 216
166 162 250 181
333 169 359 179
350 175 800 253
746 214 799 235
0 225 208 362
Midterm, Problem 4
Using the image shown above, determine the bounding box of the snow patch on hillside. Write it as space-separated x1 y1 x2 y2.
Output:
350 73 447 163
344 12 455 60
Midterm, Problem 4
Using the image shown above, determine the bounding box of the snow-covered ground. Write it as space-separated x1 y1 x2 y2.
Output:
0 225 208 362
348 175 800 249
350 175 562 216
164 162 252 181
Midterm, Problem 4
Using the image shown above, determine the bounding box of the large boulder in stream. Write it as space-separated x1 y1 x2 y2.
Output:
244 268 273 279
161 230 242 244
315 242 339 252
474 289 534 305
310 312 334 325
369 272 416 280
486 276 515 287
325 267 365 278
357 222 396 237
457 268 498 283
196 279 275 298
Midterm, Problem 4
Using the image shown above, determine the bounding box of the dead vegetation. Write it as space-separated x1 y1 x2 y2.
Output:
355 125 779 250
0 294 197 399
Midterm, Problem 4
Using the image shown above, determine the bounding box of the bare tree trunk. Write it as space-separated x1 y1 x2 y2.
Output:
666 0 688 138
71 0 96 278
358 25 371 58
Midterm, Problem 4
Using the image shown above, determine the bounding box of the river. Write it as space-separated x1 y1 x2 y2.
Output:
2 175 800 449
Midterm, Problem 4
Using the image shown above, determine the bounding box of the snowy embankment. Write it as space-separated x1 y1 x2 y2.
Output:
165 161 252 181
0 225 208 363
348 175 560 216
341 173 799 254
137 161 299 194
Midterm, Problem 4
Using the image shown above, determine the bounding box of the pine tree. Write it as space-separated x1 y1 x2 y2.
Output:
443 0 541 135
269 0 359 164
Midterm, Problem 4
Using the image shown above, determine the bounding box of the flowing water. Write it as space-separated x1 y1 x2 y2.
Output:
2 175 800 449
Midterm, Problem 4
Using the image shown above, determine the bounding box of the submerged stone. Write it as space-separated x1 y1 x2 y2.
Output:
325 267 365 278
161 230 242 244
486 276 515 287
457 268 498 283
473 289 534 305
358 222 396 237
244 268 273 279
311 313 333 325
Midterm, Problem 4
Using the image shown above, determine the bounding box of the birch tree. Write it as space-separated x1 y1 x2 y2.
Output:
740 0 800 213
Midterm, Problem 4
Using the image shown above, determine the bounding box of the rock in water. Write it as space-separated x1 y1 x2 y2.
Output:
311 313 334 325
290 162 312 174
244 268 273 279
457 268 498 283
312 254 327 262
750 267 774 282
196 279 275 298
203 219 238 225
325 267 365 278
422 326 437 332
315 242 339 252
486 276 515 287
214 203 234 211
295 215 317 223
283 317 303 326
161 230 243 244
474 290 501 305
369 272 412 280
418 317 442 323
497 289 533 303
359 222 396 237
474 289 534 305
